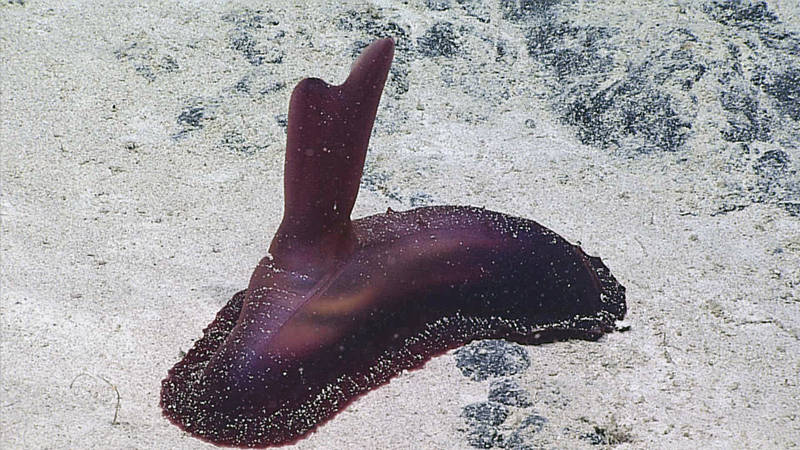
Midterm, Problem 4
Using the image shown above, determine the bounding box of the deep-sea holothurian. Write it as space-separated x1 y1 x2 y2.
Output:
160 38 626 448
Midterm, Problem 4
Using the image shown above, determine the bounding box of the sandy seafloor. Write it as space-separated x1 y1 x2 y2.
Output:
2 0 799 448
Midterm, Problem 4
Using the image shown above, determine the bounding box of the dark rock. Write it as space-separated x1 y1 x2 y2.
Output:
562 70 691 153
518 413 547 432
173 100 218 139
275 114 288 130
389 66 410 97
221 8 279 28
177 106 206 129
417 22 461 57
462 401 510 426
462 402 510 448
488 379 533 407
160 56 179 72
580 427 605 446
704 0 778 29
505 413 547 448
465 423 505 448
228 29 283 65
757 67 800 121
745 148 800 216
114 42 179 82
455 0 491 23
223 9 284 66
754 149 789 175
579 424 633 446
500 0 558 23
779 202 800 216
525 19 697 153
219 132 264 155
425 0 451 11
494 39 517 64
719 80 772 143
234 71 285 96
454 340 530 381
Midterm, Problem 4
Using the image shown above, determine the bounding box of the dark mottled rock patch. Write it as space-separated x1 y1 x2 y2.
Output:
779 202 800 216
562 68 692 153
750 148 800 216
455 0 491 23
462 402 510 448
756 67 800 121
465 422 505 449
761 29 800 56
114 42 179 82
579 424 633 446
519 413 547 433
463 401 511 426
227 29 283 65
526 23 615 80
221 8 279 28
456 373 583 448
274 113 288 131
754 149 789 180
454 340 531 381
488 379 533 407
692 1 800 216
222 9 284 65
178 106 206 129
233 70 285 96
704 0 778 29
719 66 772 143
524 19 696 154
500 0 558 22
417 22 461 57
704 1 800 56
493 38 518 64
173 99 219 139
425 0 451 11
388 65 410 98
219 132 267 156
460 398 548 448
505 414 548 449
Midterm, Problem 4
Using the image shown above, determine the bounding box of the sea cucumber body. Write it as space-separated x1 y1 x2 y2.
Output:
160 205 625 447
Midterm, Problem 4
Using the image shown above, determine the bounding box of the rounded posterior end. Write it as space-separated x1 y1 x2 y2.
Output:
587 255 627 325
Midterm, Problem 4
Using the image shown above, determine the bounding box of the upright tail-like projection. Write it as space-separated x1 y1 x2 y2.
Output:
271 39 394 270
